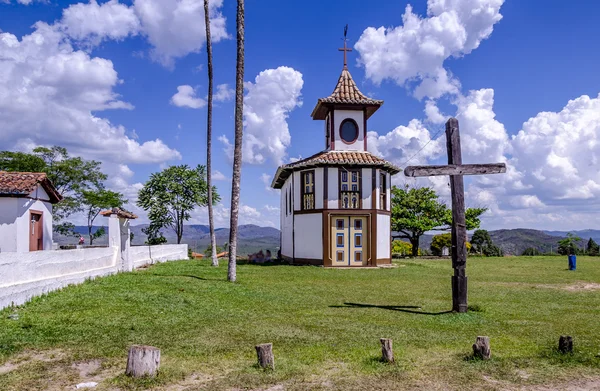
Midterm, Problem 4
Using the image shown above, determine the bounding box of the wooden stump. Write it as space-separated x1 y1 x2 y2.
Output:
255 343 274 370
380 338 394 363
559 336 573 354
125 345 160 378
472 336 491 360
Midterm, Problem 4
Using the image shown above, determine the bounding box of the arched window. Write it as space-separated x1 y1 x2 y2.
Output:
339 118 359 144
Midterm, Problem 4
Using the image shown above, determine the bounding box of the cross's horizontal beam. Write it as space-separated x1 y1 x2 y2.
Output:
404 163 506 178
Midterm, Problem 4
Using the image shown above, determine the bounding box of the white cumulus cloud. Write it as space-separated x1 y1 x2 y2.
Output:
58 0 229 67
355 0 504 99
170 85 207 109
0 22 180 165
240 66 304 165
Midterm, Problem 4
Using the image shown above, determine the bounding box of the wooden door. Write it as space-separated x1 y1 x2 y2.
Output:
330 216 368 266
29 211 43 251
331 217 349 266
349 216 368 266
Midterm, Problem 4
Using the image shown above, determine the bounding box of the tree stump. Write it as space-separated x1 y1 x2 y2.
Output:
125 345 160 378
255 343 274 370
380 338 394 363
472 336 491 360
559 336 573 353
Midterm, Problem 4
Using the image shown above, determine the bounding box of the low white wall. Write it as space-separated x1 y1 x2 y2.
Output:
130 244 188 268
294 214 323 259
0 243 188 310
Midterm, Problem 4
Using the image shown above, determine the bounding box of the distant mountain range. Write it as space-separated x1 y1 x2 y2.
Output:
55 224 280 255
56 225 599 257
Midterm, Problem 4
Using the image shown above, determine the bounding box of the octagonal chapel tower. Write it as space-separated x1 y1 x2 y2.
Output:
271 40 400 267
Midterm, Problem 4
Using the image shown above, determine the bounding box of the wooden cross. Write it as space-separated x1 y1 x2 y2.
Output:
404 118 506 313
339 24 352 68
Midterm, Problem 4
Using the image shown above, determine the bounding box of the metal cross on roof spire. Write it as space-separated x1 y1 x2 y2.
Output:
338 24 352 68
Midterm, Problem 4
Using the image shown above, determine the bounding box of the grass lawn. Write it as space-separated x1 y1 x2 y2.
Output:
1 256 600 390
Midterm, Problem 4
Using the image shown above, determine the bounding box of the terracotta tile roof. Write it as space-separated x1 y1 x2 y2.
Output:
0 171 62 203
311 67 383 120
271 150 400 189
100 207 138 219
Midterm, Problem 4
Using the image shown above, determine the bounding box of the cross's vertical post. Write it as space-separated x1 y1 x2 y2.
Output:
446 118 468 313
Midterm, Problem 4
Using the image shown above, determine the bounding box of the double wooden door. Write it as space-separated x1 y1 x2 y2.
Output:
331 215 368 266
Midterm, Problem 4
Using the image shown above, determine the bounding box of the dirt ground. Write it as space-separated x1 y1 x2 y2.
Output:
2 350 600 391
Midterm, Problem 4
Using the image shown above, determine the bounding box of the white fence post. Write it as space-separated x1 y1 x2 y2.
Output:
102 208 137 272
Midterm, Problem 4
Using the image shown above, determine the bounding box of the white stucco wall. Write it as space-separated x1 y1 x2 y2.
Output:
314 167 324 209
362 168 372 209
386 172 391 211
130 244 189 268
0 243 188 309
0 198 19 252
327 168 338 209
293 171 301 211
280 178 293 258
377 214 391 259
332 109 365 151
0 185 53 253
294 214 322 259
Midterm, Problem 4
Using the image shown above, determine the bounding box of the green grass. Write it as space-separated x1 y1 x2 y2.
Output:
1 256 600 390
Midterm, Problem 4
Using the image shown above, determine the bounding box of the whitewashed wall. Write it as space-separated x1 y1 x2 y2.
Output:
294 214 322 259
327 168 338 209
0 198 19 253
280 178 293 258
361 168 372 209
0 244 188 309
314 168 324 209
0 186 53 253
377 214 391 259
333 109 365 151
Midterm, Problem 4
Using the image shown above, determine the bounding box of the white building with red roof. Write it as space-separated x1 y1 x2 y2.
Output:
0 172 62 252
271 48 400 267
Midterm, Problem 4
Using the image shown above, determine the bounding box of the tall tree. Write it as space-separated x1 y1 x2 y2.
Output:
204 0 218 267
227 0 244 282
390 185 486 256
471 229 492 254
586 237 599 256
137 165 219 244
0 146 106 222
81 187 126 245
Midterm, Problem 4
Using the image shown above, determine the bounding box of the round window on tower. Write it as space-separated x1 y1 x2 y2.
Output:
339 119 359 144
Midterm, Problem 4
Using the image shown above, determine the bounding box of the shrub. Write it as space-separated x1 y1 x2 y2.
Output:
522 247 542 256
483 244 504 257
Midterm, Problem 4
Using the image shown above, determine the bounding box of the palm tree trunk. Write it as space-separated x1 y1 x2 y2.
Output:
227 0 244 282
205 0 218 267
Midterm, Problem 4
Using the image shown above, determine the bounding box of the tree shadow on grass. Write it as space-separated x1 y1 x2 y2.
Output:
330 302 452 316
149 273 224 282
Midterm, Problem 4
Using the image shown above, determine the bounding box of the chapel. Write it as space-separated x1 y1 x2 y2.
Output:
271 39 400 267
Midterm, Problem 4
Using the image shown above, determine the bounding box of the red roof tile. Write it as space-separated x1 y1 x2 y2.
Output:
100 207 138 219
311 68 383 120
0 171 62 203
271 150 400 189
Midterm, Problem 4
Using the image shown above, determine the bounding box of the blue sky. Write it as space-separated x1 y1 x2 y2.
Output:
1 0 600 230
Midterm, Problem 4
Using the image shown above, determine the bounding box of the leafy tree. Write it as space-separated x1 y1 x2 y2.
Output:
471 229 492 254
431 233 452 256
137 165 219 244
0 146 107 223
483 244 503 257
522 247 542 256
81 188 127 245
142 225 167 245
558 233 582 255
391 240 412 256
228 0 245 282
390 185 486 257
586 237 599 256
204 0 219 268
